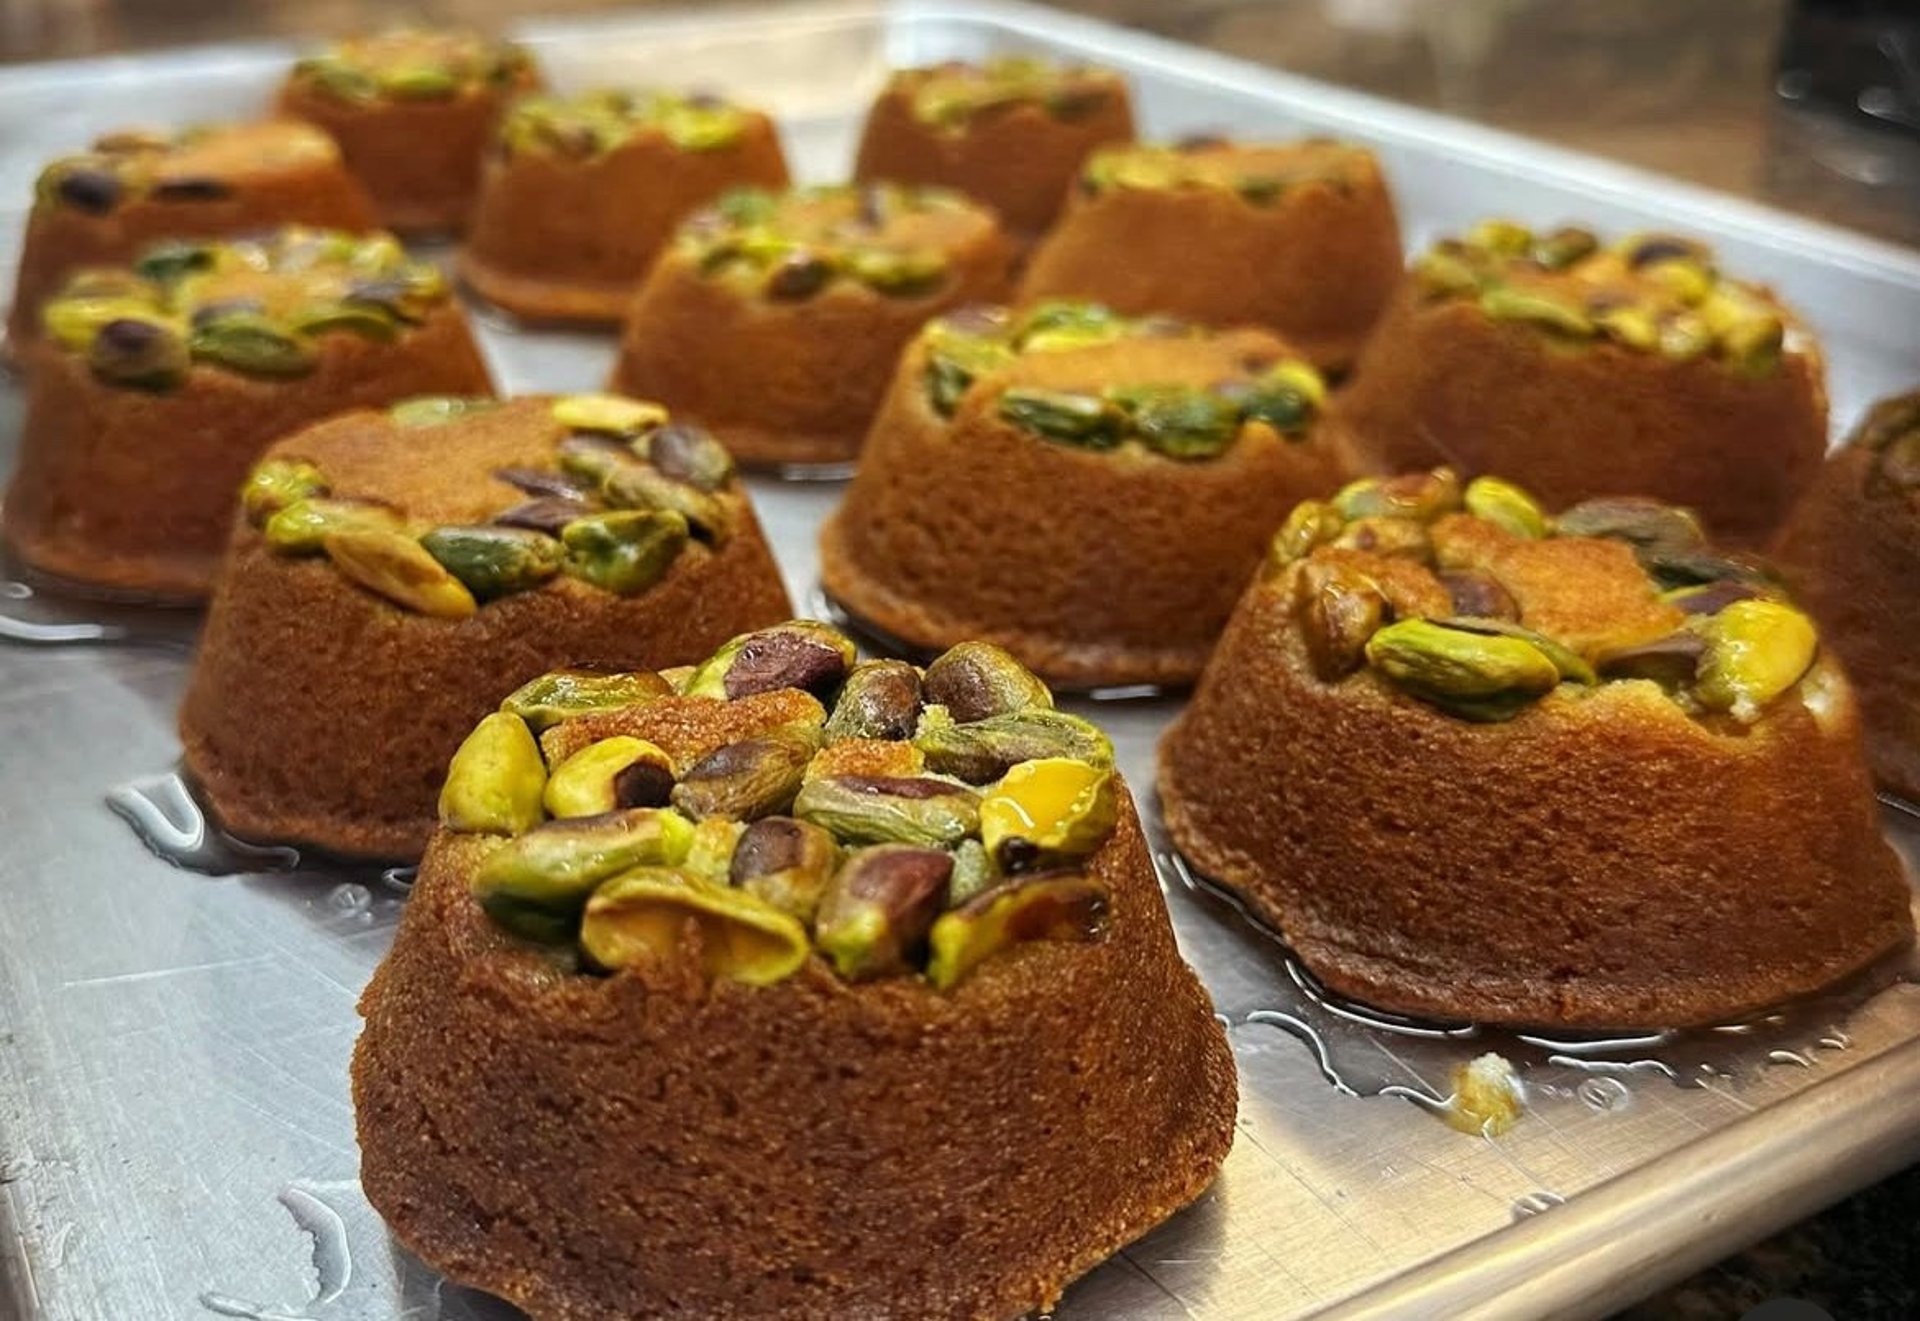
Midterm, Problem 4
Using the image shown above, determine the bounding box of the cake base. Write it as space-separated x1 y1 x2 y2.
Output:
354 794 1237 1319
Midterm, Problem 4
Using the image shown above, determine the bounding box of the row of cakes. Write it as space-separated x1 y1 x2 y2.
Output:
0 29 1915 1321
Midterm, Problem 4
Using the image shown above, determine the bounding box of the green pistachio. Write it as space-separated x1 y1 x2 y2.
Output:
189 312 317 377
922 641 1054 723
824 660 925 742
552 393 669 437
685 621 858 701
1107 384 1240 459
1592 631 1708 689
793 773 981 847
915 708 1113 784
543 736 676 818
419 525 565 601
42 289 156 353
998 387 1124 447
324 527 479 618
669 730 818 821
389 396 498 428
946 837 996 908
844 247 948 296
1554 497 1704 555
1364 617 1564 722
682 816 746 884
242 459 330 526
262 498 402 555
376 65 461 99
86 317 189 387
1331 515 1434 562
580 867 811 984
1463 475 1549 539
288 303 399 340
438 711 547 835
1332 469 1463 522
1412 249 1482 299
813 845 954 981
1464 219 1533 256
643 422 735 492
1657 312 1714 361
729 816 843 922
1595 306 1660 351
133 241 217 284
470 807 696 941
923 332 1018 417
1439 568 1520 621
601 461 730 542
1434 616 1597 685
1694 599 1818 723
978 758 1118 872
926 874 1109 990
1533 226 1599 269
1479 286 1595 338
1298 562 1389 680
1013 301 1128 353
1717 313 1785 372
500 668 673 730
1268 499 1345 570
560 510 690 595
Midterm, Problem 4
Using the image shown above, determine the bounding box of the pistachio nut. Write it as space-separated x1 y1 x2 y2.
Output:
552 393 668 437
643 422 735 492
947 837 996 908
669 729 817 820
42 285 154 352
1644 257 1716 306
1594 306 1660 351
1694 599 1818 723
685 621 857 701
682 816 746 884
288 303 398 341
1717 312 1784 372
494 496 593 537
1534 226 1599 269
262 497 402 554
1592 631 1707 688
1657 312 1714 362
1332 516 1433 562
923 330 1017 417
978 758 1118 873
1640 547 1773 593
844 247 948 297
390 396 498 428
580 867 811 986
438 711 547 835
1364 617 1563 722
1478 286 1595 338
1436 616 1597 685
560 510 690 595
1554 497 1704 555
813 844 954 981
998 387 1124 448
1463 476 1548 539
242 458 329 526
1239 361 1326 434
922 641 1054 723
324 527 478 619
1332 469 1463 523
1662 580 1768 616
470 807 696 941
1464 218 1533 256
419 525 565 601
1412 249 1482 299
1438 568 1520 622
189 312 318 377
793 773 981 847
729 816 842 921
133 240 216 284
1623 233 1710 270
543 736 677 818
926 874 1109 990
87 317 189 387
915 708 1114 784
824 660 925 742
599 461 729 543
378 65 460 99
1268 499 1345 570
500 668 672 730
1107 384 1239 460
1014 300 1128 353
1298 563 1389 681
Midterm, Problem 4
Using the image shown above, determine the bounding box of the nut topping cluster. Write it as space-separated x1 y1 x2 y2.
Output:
893 56 1120 131
290 28 536 103
919 300 1326 459
498 87 755 158
1411 221 1796 373
41 227 449 388
33 122 338 216
1269 469 1823 725
244 393 737 617
439 622 1118 990
1079 138 1371 205
678 184 983 301
1852 390 1920 502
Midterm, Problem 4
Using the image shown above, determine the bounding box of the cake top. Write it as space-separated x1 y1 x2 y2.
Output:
499 87 759 157
437 621 1118 991
1411 220 1803 374
915 300 1327 460
1851 391 1920 506
40 227 450 387
889 56 1125 131
289 28 537 103
240 392 742 619
1079 137 1376 204
1267 468 1825 726
676 184 998 301
33 121 343 216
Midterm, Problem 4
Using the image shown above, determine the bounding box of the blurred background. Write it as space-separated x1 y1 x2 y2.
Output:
3 0 1918 247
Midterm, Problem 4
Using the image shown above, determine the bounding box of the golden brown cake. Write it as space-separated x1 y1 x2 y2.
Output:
276 28 542 235
819 300 1344 687
459 89 790 325
853 57 1134 238
1160 468 1913 1029
4 228 490 600
354 622 1237 1319
178 393 793 859
5 121 376 354
1018 138 1403 372
1773 391 1920 804
609 184 1017 468
1334 221 1828 546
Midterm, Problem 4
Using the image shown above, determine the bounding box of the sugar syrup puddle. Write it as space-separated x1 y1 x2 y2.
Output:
1156 848 1917 1124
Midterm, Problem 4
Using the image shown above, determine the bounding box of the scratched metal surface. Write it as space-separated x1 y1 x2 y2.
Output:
3 3 1920 1319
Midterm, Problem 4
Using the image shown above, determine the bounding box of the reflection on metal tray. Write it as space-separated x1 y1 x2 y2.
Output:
3 3 1920 1319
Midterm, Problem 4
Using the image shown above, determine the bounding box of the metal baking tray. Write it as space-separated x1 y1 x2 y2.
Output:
4 2 1920 1318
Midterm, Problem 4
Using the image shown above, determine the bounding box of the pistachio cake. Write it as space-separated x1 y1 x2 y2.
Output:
276 28 542 235
853 57 1135 238
178 394 792 858
1333 222 1827 545
1019 138 1403 372
1160 469 1912 1028
4 228 490 599
459 88 789 325
1773 391 1920 804
6 122 376 354
609 184 1017 468
353 622 1237 1319
819 300 1345 687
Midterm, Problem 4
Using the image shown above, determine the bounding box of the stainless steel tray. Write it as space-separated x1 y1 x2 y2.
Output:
4 3 1920 1318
